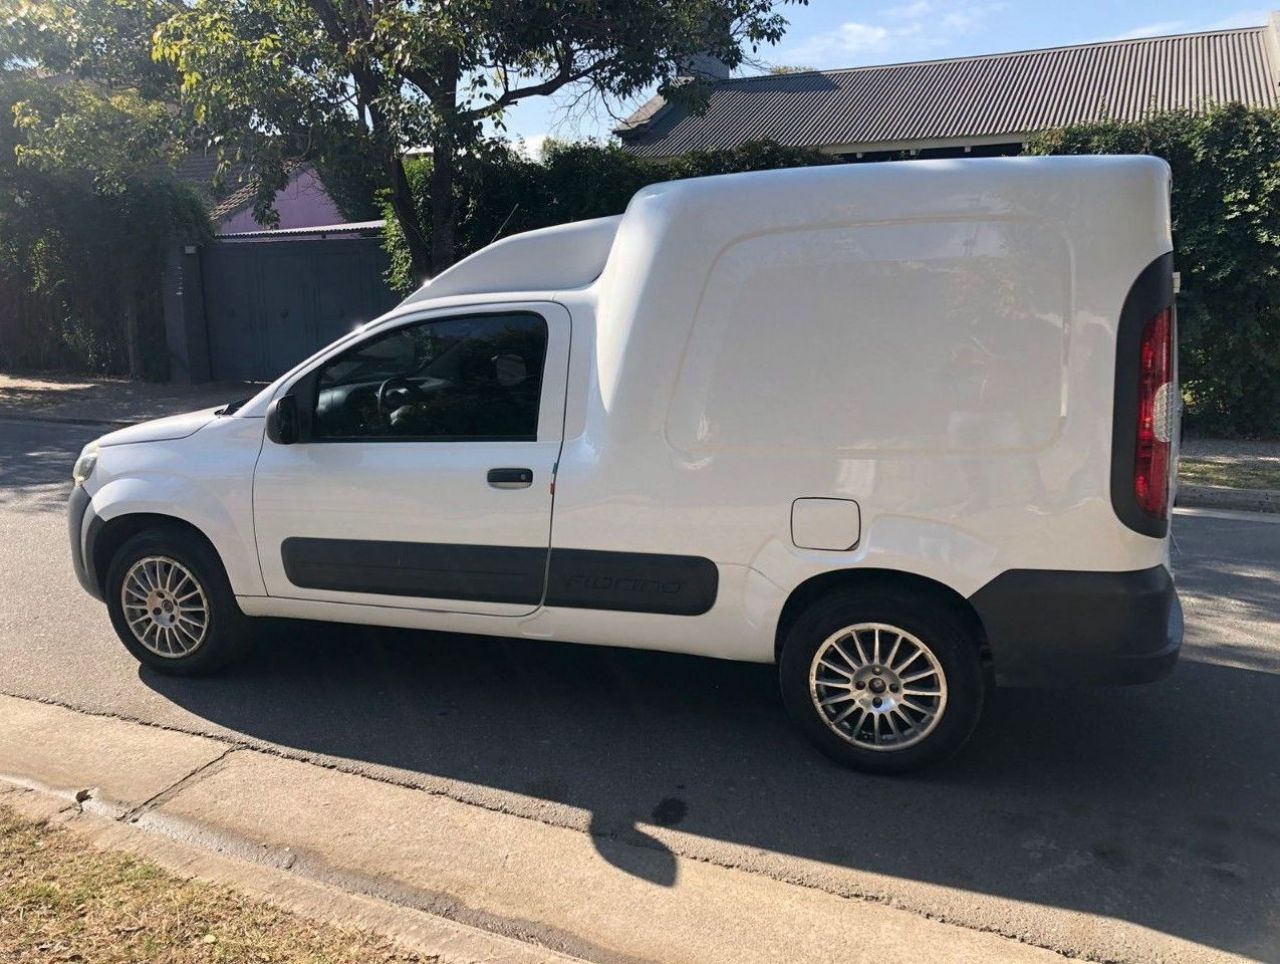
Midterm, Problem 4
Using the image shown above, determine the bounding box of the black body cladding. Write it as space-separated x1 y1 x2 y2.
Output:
969 564 1181 687
280 538 719 616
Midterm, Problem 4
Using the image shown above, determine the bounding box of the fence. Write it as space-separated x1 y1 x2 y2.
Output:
164 229 399 383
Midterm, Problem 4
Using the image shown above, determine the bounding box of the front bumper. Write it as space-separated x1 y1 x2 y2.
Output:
68 485 104 601
970 564 1182 687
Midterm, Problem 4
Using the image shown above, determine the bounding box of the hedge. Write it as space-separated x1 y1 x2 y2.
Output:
1027 104 1280 438
382 139 835 292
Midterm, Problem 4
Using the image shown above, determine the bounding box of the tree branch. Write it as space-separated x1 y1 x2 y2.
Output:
305 0 352 49
462 53 616 122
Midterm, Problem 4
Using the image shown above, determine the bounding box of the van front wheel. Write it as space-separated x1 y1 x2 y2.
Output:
779 589 984 773
105 527 254 676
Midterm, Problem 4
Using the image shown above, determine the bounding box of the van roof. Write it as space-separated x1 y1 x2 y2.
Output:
400 155 1168 309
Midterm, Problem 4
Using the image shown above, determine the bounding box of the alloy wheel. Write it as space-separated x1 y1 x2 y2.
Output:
807 622 948 751
120 555 210 658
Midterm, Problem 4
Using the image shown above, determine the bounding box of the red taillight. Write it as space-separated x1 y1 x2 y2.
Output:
1134 307 1173 518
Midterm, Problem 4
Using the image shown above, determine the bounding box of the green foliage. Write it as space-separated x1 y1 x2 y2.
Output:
1027 104 1280 438
13 84 185 193
671 138 837 176
383 138 834 291
310 145 388 224
0 0 178 99
0 74 210 377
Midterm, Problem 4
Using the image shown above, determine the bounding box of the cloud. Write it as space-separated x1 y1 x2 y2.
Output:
1206 9 1269 29
885 1 933 19
783 21 892 62
1105 9 1266 42
1107 20 1189 41
775 1 1005 68
516 133 549 160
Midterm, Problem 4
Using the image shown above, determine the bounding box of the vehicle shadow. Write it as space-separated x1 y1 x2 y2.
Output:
143 619 1280 960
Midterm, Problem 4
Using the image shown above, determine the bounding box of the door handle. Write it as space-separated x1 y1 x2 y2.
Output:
487 467 533 489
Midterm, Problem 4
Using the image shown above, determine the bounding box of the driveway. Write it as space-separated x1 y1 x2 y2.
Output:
2 416 1277 962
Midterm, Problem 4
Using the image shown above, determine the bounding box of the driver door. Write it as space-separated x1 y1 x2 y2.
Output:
252 302 569 616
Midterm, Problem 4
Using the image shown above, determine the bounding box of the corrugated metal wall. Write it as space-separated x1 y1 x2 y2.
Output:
197 236 398 382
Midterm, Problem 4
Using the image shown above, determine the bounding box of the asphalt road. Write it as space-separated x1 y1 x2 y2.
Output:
2 417 1278 962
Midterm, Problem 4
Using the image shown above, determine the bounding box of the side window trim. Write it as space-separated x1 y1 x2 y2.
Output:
294 309 551 445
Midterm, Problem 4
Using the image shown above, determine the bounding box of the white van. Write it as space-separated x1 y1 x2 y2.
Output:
69 156 1182 771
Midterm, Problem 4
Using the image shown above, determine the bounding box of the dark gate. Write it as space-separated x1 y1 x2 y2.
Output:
164 231 399 383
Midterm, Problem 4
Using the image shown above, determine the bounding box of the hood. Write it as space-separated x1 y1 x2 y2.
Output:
97 406 223 447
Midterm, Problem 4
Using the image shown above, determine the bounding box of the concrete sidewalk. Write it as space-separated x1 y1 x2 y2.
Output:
1179 436 1280 513
0 373 254 426
0 694 1078 964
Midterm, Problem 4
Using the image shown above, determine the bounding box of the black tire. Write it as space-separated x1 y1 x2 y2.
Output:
779 588 985 773
105 526 255 676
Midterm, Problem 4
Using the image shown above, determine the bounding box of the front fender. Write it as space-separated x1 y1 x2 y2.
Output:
87 419 265 597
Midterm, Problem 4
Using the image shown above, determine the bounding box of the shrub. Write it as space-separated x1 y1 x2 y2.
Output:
383 138 835 292
1027 104 1280 438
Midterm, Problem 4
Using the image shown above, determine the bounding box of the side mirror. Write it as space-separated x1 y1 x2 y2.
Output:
267 394 299 445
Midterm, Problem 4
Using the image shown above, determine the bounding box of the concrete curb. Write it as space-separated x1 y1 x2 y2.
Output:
1176 483 1280 515
0 694 1079 964
2 786 587 964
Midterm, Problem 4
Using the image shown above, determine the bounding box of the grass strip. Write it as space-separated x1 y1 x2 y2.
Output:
0 802 433 963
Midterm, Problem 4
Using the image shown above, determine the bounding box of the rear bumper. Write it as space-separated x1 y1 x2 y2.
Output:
970 564 1182 687
68 485 104 601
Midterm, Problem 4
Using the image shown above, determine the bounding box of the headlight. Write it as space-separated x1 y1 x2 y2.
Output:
72 443 99 486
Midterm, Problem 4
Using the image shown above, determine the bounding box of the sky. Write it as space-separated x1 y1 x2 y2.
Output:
497 1 1271 155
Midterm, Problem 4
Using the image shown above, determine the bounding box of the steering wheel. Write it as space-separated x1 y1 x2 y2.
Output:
376 375 414 416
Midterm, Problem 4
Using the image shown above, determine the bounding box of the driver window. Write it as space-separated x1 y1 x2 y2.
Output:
311 313 548 441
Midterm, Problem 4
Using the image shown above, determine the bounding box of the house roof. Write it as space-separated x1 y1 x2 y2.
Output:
208 180 259 222
219 219 384 240
176 151 260 221
617 22 1280 157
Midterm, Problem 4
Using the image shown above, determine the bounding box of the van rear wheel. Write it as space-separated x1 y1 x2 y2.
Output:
105 527 254 676
779 589 984 773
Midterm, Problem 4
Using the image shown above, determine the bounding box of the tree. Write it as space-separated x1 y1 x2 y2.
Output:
155 0 805 281
0 0 178 98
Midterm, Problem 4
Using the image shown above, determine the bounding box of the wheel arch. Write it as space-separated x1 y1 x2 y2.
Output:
89 512 222 599
773 568 991 667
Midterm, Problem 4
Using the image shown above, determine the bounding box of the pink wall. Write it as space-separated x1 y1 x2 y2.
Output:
218 167 345 233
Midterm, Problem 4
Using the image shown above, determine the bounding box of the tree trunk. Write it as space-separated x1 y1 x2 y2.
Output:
124 290 143 379
429 138 456 273
387 154 432 282
429 51 460 274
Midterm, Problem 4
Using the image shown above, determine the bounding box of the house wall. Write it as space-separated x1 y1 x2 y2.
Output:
219 168 344 234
